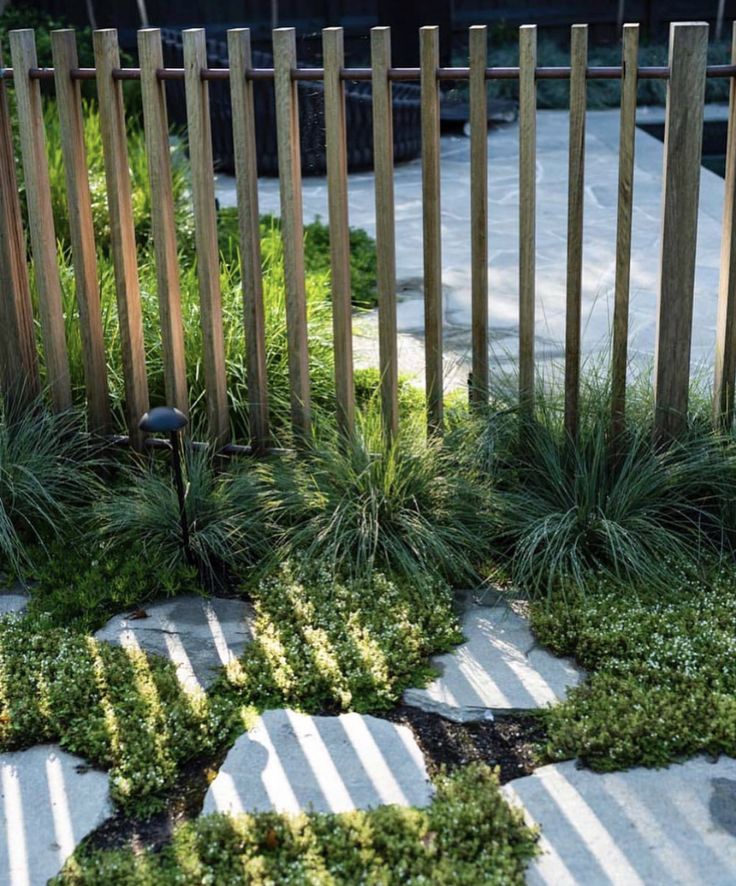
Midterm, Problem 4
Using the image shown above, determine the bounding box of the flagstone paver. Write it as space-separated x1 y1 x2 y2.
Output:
204 709 434 815
402 601 584 721
0 744 111 885
0 584 27 617
503 756 736 885
95 595 255 692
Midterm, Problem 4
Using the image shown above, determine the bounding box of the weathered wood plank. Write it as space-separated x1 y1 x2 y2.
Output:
323 26 355 439
138 28 188 415
371 26 399 438
228 27 270 450
0 38 39 407
93 28 149 446
518 25 537 418
273 27 311 442
714 22 736 428
610 24 639 441
52 29 110 433
9 29 71 413
653 23 708 441
469 24 488 409
564 24 587 441
421 26 443 434
183 28 230 445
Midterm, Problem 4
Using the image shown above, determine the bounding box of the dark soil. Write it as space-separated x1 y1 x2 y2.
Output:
381 705 547 784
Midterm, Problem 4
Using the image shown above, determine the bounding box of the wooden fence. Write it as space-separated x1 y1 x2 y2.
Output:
0 21 735 449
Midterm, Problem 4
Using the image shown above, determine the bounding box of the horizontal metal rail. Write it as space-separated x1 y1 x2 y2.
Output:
2 63 736 83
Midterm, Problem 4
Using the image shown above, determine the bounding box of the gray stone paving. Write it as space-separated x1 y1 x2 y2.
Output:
216 106 727 393
204 709 433 815
0 583 27 618
403 601 584 721
0 744 111 886
95 595 255 693
503 756 736 886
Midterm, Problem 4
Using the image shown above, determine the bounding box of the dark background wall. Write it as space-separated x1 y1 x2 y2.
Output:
12 0 736 60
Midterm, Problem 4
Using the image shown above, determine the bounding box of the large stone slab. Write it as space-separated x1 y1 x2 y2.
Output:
204 709 433 815
95 595 255 692
0 744 111 885
403 602 583 721
504 756 736 885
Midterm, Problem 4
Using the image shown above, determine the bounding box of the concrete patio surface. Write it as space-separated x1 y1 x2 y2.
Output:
216 106 727 393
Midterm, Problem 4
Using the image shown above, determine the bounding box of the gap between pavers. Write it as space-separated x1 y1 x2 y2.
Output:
503 756 736 886
402 599 584 721
95 595 256 693
204 709 434 816
0 744 111 885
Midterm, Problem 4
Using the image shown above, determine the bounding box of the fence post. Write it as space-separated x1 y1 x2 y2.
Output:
138 28 189 417
714 21 736 429
93 29 149 447
51 29 111 434
610 23 639 442
564 24 587 442
0 39 39 407
421 25 443 435
653 22 708 441
183 28 230 446
518 25 537 418
323 26 355 440
273 27 312 443
469 25 488 410
9 29 72 413
228 28 270 451
371 26 399 438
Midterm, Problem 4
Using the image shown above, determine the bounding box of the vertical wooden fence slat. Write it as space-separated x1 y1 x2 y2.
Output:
371 27 399 437
564 24 587 441
653 22 708 442
421 26 443 434
183 28 230 445
469 25 488 409
518 25 537 417
51 29 110 433
93 29 149 447
610 23 639 441
323 27 355 439
714 21 736 429
138 28 188 415
9 29 72 413
0 39 39 407
228 27 270 450
273 27 312 442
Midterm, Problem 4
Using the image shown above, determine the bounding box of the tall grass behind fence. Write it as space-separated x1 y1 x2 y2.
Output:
0 21 735 449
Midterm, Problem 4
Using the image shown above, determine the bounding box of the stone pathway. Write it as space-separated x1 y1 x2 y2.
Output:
403 600 584 721
204 709 433 815
503 756 736 885
94 595 255 692
0 745 111 886
0 585 27 618
216 105 728 392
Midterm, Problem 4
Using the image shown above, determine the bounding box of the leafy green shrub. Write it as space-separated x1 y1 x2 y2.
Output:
55 764 537 885
27 541 199 632
532 565 736 770
0 618 236 814
94 446 271 586
251 415 492 583
0 6 95 68
0 401 100 576
220 559 462 712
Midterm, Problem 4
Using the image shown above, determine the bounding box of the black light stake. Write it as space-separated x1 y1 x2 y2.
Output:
139 407 193 565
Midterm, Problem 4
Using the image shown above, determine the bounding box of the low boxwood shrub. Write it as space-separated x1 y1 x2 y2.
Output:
54 764 537 885
219 559 463 713
532 563 736 770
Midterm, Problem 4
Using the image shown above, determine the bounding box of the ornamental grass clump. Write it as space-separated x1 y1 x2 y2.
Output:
0 399 100 576
94 445 271 586
250 415 493 583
